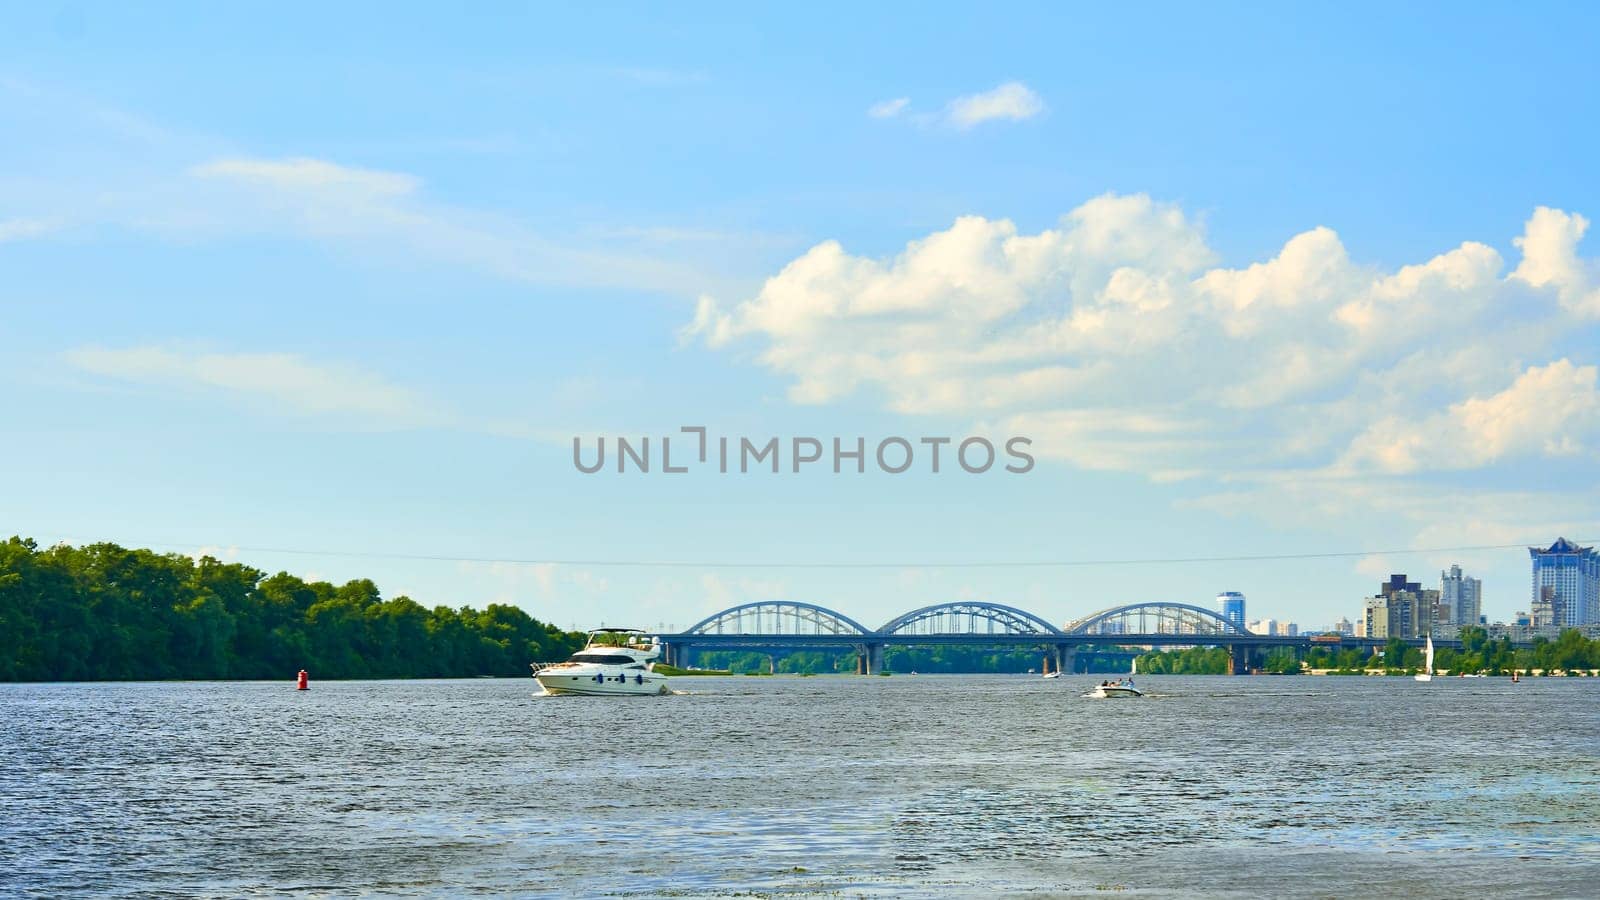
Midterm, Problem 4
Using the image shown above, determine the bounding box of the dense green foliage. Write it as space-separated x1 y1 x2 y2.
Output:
692 650 856 674
1416 626 1600 676
0 537 584 681
1135 647 1232 674
1303 628 1523 674
1134 646 1301 675
1138 626 1600 677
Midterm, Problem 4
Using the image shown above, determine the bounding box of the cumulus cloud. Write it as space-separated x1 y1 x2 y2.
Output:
1342 359 1600 473
65 345 439 425
944 81 1044 128
687 195 1600 480
1511 206 1600 316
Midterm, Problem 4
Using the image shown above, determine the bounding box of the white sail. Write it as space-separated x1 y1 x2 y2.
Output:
1414 635 1434 682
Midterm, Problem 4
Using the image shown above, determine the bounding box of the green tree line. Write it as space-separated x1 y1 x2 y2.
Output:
1137 627 1600 676
0 537 585 681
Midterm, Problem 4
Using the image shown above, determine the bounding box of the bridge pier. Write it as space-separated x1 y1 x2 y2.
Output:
1229 644 1253 675
1055 644 1075 675
855 643 885 674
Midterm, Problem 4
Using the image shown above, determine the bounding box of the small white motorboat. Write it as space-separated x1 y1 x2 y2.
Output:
533 628 670 696
1085 657 1144 698
1085 679 1144 698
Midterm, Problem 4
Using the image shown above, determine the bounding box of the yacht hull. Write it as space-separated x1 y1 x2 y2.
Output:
536 671 669 696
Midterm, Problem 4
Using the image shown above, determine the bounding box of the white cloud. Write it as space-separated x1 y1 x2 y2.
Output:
0 217 60 242
65 345 439 425
1186 475 1600 587
2 77 759 297
944 81 1044 129
455 559 608 598
868 97 910 119
178 156 740 296
190 545 241 563
688 195 1600 483
1354 554 1397 579
698 572 789 610
1342 359 1600 473
991 408 1212 480
193 157 418 198
1511 206 1600 316
449 560 615 616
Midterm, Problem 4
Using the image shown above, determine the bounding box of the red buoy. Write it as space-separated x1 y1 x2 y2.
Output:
296 669 309 691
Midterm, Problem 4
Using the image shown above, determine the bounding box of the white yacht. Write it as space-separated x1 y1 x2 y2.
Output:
533 628 670 696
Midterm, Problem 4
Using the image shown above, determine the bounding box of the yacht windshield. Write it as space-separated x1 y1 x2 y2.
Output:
567 652 638 665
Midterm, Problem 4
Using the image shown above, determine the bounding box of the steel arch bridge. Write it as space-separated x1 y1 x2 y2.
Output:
1064 602 1248 637
682 600 870 636
653 598 1442 676
879 601 1063 636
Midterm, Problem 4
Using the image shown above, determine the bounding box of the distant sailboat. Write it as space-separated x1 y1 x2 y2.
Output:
1414 635 1434 682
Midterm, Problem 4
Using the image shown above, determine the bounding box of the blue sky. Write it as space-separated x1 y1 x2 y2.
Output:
3 3 1599 631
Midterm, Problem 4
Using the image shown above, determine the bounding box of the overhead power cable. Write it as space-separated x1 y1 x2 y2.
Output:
12 534 1593 570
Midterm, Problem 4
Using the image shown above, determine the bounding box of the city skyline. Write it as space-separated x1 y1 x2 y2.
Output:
3 5 1599 631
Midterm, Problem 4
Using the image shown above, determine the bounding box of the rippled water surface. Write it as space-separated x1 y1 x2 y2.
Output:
5 675 1600 897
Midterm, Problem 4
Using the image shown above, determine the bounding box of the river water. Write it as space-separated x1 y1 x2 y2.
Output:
4 674 1599 898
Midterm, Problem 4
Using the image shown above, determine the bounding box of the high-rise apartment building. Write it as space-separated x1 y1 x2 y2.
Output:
1363 594 1392 638
1530 538 1600 627
1217 592 1246 630
1440 564 1482 627
1362 574 1438 639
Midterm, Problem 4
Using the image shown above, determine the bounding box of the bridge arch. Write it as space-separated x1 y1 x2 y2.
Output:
1064 602 1248 637
878 601 1064 636
683 601 871 636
